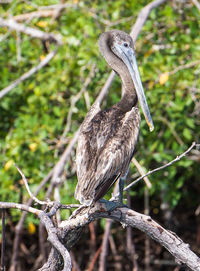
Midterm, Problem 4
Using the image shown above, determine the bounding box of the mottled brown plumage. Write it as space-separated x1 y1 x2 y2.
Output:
75 30 153 205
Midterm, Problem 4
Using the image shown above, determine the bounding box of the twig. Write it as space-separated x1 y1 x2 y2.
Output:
126 180 139 271
1 209 6 271
0 202 71 271
168 59 200 76
45 128 80 199
59 63 96 145
156 116 184 145
15 164 52 206
144 188 151 271
0 48 57 99
71 252 81 271
0 202 41 215
130 0 167 43
38 210 71 271
99 219 112 271
14 10 61 22
9 168 54 271
0 18 62 44
132 157 152 188
192 0 200 11
38 3 77 10
124 142 197 192
16 31 21 63
87 246 102 271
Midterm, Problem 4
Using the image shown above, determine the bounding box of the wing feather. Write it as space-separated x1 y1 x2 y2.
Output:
75 106 140 205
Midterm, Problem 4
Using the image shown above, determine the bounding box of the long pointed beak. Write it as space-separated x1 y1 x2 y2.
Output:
114 44 154 132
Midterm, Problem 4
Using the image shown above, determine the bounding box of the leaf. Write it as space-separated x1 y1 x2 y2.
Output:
37 21 48 28
183 128 192 140
4 160 14 171
40 55 45 61
29 143 37 152
28 222 36 235
159 72 169 85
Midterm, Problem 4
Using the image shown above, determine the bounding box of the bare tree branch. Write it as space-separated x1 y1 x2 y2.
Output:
1 201 200 271
0 48 57 99
130 0 167 43
0 18 62 44
125 142 197 191
192 0 200 11
15 164 52 206
1 209 6 271
0 202 41 215
39 211 72 271
59 203 200 271
99 219 112 271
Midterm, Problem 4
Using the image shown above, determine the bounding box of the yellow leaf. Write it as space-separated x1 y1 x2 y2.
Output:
144 49 153 58
9 185 15 191
4 160 14 171
148 80 154 89
37 21 48 28
40 55 45 61
28 222 36 235
29 143 37 152
159 72 169 85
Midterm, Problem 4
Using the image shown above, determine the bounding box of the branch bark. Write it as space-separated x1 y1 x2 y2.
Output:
0 18 62 44
60 203 200 271
1 201 200 271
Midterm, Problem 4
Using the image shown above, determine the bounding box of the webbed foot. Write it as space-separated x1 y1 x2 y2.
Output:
99 199 127 212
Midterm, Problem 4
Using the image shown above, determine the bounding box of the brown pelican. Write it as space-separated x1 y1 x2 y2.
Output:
75 30 154 208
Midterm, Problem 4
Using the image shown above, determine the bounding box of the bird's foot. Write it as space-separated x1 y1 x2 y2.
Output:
98 199 127 212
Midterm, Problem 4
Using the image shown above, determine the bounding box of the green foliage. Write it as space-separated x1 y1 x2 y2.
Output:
0 0 199 227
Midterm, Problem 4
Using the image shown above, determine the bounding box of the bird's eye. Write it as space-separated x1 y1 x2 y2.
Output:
123 42 129 47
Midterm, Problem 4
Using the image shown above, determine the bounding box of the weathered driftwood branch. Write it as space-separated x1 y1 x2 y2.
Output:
1 201 200 271
59 203 200 271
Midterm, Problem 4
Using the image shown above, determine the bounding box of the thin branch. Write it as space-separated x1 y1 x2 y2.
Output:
59 63 96 145
156 116 184 145
132 157 152 188
45 128 80 199
87 246 102 271
9 168 54 271
169 59 200 76
144 188 151 271
99 219 112 271
1 209 6 271
192 0 200 11
14 10 61 22
0 48 57 99
126 181 139 271
0 202 71 271
130 0 167 43
124 142 197 192
0 18 62 44
0 202 41 215
15 164 52 206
